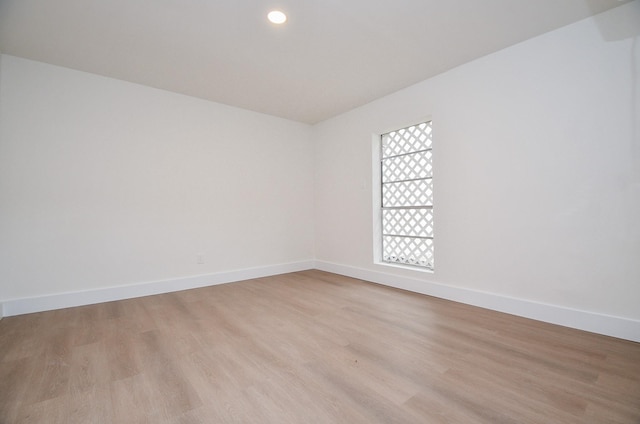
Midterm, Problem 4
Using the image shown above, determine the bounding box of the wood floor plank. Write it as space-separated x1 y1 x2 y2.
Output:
1 270 639 423
68 341 110 395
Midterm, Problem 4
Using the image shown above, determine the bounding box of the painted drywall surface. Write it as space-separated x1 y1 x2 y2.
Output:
0 55 314 300
314 2 640 320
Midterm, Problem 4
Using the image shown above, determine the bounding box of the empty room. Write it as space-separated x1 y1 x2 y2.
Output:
1 0 639 422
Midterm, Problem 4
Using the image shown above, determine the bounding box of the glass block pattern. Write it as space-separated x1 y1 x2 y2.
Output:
381 121 433 270
383 178 433 207
382 122 432 158
383 236 434 268
383 209 434 238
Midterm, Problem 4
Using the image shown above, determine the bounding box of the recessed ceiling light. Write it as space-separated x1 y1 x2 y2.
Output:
267 10 287 24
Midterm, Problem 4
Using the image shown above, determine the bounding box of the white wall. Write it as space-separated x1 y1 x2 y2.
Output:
0 55 314 302
314 3 640 322
1 4 638 340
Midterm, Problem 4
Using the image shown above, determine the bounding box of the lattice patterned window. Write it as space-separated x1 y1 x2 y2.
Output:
380 121 434 269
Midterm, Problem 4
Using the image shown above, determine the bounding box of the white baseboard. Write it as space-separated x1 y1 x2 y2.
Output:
1 260 315 317
4 259 638 343
314 260 640 343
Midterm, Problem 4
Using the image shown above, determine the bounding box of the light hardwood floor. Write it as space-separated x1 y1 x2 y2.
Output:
1 270 639 423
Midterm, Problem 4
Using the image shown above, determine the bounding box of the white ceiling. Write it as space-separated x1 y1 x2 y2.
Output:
0 0 631 124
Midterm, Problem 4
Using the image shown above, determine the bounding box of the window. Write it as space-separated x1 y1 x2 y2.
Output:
380 121 434 270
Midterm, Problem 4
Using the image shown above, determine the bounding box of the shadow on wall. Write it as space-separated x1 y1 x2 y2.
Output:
586 0 639 41
588 1 639 176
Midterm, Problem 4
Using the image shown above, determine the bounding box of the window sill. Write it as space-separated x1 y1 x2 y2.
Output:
375 260 434 274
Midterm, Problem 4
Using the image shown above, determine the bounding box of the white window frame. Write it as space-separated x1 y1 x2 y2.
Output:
373 119 434 272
